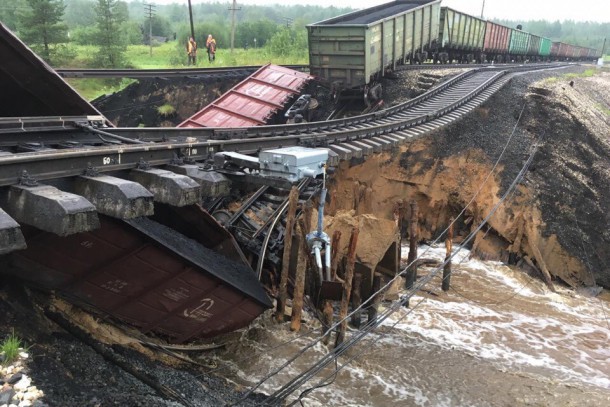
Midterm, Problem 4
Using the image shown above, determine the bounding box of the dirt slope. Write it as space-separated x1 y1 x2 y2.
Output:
328 66 610 288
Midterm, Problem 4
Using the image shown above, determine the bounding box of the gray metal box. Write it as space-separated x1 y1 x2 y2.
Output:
259 147 328 182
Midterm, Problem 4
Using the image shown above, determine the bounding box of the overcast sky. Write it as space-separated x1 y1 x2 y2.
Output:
149 0 609 23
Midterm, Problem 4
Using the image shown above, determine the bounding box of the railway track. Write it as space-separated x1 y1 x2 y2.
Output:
56 65 309 79
0 63 568 188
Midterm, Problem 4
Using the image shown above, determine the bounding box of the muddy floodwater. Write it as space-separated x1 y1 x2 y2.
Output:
213 245 610 406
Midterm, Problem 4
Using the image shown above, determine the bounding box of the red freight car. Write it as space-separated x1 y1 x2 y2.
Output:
483 21 510 62
178 64 312 128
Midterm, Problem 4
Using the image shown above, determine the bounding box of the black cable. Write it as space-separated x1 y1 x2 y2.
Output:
265 136 540 404
231 103 532 405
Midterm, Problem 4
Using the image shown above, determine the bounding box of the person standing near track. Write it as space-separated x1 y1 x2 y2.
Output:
187 36 197 65
206 34 216 62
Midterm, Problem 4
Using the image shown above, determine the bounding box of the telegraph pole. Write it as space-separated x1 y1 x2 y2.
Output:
144 3 156 57
480 0 485 18
228 0 241 53
187 0 195 45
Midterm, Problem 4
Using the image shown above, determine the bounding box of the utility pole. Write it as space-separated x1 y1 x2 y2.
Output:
283 17 294 28
228 0 241 53
187 0 195 45
144 3 156 57
480 0 485 18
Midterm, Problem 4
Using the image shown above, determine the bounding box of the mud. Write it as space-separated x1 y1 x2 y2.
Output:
328 65 610 289
92 77 240 127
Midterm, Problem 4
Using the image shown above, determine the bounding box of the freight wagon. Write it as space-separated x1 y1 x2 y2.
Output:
308 0 599 103
483 21 510 62
437 7 486 63
307 0 441 103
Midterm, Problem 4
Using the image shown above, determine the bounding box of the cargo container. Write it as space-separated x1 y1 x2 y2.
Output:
178 64 312 128
508 28 530 56
539 37 552 57
587 48 599 59
527 34 542 57
550 41 561 58
482 21 510 61
438 7 486 62
308 0 441 95
558 42 573 58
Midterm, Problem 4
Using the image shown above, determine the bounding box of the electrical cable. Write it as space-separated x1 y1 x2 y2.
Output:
231 103 531 405
278 138 540 406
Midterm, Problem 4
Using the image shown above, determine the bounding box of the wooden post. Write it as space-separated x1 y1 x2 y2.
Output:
321 300 333 345
290 233 307 332
528 241 556 292
350 273 362 328
442 218 453 292
405 201 418 289
368 274 382 322
330 230 342 281
335 227 359 348
277 186 299 322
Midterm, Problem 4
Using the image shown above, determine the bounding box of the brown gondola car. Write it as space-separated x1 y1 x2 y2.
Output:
7 215 272 343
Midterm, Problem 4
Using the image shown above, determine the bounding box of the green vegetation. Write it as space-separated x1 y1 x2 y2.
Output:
597 104 610 116
18 0 69 64
157 103 176 117
67 77 135 101
2 0 606 100
1 330 23 366
564 68 597 79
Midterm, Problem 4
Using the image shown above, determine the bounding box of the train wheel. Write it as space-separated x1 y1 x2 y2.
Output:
365 83 383 106
212 209 232 226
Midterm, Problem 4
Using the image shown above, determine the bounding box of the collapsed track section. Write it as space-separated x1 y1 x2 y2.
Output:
0 62 568 341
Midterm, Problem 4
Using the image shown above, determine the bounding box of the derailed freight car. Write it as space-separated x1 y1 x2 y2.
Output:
437 7 486 63
307 0 441 102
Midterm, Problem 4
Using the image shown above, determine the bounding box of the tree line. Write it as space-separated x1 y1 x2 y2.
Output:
1 1 607 68
494 18 609 50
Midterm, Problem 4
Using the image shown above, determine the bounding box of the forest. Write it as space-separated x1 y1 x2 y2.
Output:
0 0 607 69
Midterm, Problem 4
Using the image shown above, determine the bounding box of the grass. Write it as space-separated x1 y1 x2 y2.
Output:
1 330 23 365
59 41 307 100
66 78 137 101
157 103 176 117
597 104 610 116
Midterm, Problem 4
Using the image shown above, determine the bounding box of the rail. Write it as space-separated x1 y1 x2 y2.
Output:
0 64 568 187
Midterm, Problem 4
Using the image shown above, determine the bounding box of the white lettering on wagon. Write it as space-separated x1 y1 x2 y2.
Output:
101 279 128 293
183 298 215 322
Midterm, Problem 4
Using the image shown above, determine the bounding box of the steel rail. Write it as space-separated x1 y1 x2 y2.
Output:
0 64 569 187
55 65 309 79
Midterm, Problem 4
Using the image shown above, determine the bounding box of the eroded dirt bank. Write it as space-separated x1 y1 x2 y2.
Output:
328 67 610 289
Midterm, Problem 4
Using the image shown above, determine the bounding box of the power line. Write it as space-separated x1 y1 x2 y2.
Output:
144 3 156 57
228 0 241 53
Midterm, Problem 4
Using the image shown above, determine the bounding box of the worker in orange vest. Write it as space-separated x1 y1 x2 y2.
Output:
187 36 197 65
206 34 216 62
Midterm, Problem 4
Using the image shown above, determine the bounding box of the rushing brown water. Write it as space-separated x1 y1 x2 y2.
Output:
216 244 610 406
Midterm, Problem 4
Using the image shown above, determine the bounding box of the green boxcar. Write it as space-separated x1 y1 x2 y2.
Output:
539 37 552 56
307 0 441 90
508 28 530 55
439 7 485 50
